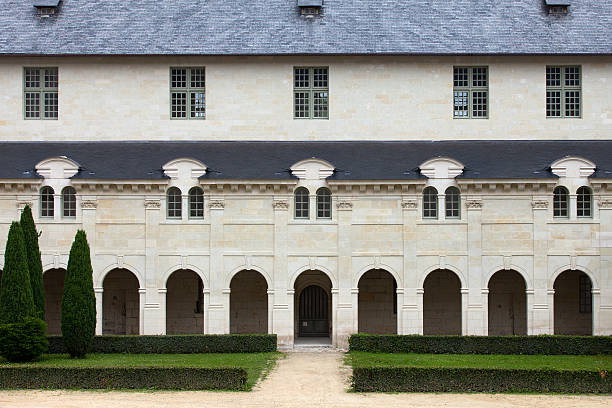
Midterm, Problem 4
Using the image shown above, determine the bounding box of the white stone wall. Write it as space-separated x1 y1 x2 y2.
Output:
0 55 611 141
0 177 611 347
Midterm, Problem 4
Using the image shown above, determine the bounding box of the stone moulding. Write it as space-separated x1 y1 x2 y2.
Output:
466 200 483 209
144 199 161 209
272 200 289 210
401 200 417 209
336 200 353 210
80 200 98 209
599 200 612 209
531 200 549 209
17 201 33 209
209 200 225 209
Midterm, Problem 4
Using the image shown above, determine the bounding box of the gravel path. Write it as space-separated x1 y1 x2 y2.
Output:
0 352 610 408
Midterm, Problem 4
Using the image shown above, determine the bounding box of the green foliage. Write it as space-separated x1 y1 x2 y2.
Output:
61 230 96 357
0 367 247 390
0 222 34 324
47 334 277 354
348 334 612 355
20 205 45 321
0 317 48 362
351 366 612 393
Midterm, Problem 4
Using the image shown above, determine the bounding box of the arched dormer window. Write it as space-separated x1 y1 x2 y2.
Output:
61 187 76 218
294 187 309 219
189 187 204 219
445 187 460 218
40 186 54 217
167 187 182 219
423 187 438 219
577 186 592 218
316 187 332 219
553 186 569 217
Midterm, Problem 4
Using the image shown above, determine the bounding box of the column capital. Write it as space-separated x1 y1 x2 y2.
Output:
158 288 168 294
94 287 104 294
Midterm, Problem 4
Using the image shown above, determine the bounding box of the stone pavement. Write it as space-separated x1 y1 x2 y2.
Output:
0 352 610 408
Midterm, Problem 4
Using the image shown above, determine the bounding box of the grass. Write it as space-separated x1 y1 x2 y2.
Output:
347 351 612 371
0 352 282 390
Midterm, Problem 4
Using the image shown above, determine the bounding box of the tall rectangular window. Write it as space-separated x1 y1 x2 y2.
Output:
24 67 58 120
453 66 488 119
294 67 328 119
579 274 592 313
170 67 205 119
546 66 581 118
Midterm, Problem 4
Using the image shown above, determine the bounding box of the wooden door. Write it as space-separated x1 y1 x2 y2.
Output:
299 285 329 337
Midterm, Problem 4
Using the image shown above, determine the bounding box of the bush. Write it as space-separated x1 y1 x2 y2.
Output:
348 334 612 355
0 317 49 362
351 366 612 393
20 206 45 321
0 367 246 390
0 222 35 324
61 230 96 357
47 334 277 354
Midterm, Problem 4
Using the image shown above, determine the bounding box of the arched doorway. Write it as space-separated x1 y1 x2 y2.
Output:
358 269 397 334
103 268 139 334
423 269 461 335
294 270 332 339
44 268 66 335
488 270 526 335
554 270 592 335
166 269 204 334
230 270 268 334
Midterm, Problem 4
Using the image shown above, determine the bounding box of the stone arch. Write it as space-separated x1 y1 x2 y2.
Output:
419 264 466 290
294 270 333 339
553 269 593 335
550 264 599 290
484 264 532 291
422 269 462 335
487 269 527 335
353 264 401 289
96 262 144 289
162 264 208 289
166 269 204 334
225 264 272 290
43 268 67 335
289 264 337 291
357 269 398 334
229 269 269 334
102 268 140 335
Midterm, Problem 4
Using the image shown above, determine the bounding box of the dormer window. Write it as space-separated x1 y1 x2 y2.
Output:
298 0 322 17
545 0 569 14
34 0 60 17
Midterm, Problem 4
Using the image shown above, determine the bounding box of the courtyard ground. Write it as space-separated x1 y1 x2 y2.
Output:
0 352 611 408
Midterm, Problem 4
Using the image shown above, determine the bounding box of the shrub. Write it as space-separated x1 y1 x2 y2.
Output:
47 334 277 354
0 222 34 324
61 230 96 357
351 366 612 393
348 334 612 355
0 367 246 390
0 317 48 362
20 205 45 321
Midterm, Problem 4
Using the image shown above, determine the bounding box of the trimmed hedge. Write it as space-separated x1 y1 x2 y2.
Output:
47 334 277 354
352 367 612 393
0 317 48 362
349 334 612 355
0 367 246 390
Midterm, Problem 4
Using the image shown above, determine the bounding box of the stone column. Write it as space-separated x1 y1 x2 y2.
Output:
286 289 295 346
331 287 340 346
143 198 162 334
208 198 226 334
272 198 291 346
351 288 359 333
267 289 275 334
532 198 551 334
481 288 489 335
416 288 424 335
203 288 210 334
526 288 535 334
401 198 419 334
597 198 612 335
466 198 483 335
157 288 167 335
138 288 146 335
336 199 353 348
592 288 601 335
222 288 231 334
94 287 103 335
396 287 404 334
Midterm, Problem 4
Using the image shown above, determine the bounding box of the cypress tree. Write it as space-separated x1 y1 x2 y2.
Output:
20 205 45 320
61 230 96 357
0 222 34 324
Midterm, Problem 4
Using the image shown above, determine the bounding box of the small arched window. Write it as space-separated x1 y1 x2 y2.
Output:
40 186 54 217
62 187 76 218
167 187 182 219
316 188 332 219
445 187 460 218
295 187 309 219
189 187 204 219
577 186 592 218
553 186 569 217
423 187 438 218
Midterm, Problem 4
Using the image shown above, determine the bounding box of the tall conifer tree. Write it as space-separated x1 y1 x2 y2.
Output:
0 222 34 323
20 205 45 320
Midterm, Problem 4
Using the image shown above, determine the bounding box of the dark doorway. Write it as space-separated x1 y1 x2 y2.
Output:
298 285 329 337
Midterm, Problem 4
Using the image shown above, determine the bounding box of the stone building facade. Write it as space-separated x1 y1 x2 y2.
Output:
0 0 611 347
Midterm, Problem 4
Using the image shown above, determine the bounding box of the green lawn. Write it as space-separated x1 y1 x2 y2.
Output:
348 351 612 371
0 353 282 390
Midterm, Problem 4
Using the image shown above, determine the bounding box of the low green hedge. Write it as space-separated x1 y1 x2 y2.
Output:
0 367 246 390
352 367 612 393
48 334 277 354
349 334 612 355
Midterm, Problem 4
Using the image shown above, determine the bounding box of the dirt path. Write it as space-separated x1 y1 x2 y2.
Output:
0 352 611 408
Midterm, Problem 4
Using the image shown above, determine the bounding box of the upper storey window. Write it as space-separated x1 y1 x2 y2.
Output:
445 187 460 219
24 67 58 120
189 187 204 219
40 186 54 218
294 187 310 219
576 186 592 218
294 67 329 119
316 188 332 219
423 187 438 219
546 66 581 118
61 187 77 218
167 187 182 219
453 66 488 119
553 186 569 218
170 67 205 119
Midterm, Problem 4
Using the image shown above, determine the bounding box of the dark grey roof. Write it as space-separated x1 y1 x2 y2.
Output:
0 0 611 55
2 141 612 181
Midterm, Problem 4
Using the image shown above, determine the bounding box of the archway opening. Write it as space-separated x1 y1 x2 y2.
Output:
166 269 204 334
487 270 526 335
294 270 332 339
103 268 139 334
230 270 268 334
423 269 461 335
358 269 397 334
44 268 66 335
554 270 592 335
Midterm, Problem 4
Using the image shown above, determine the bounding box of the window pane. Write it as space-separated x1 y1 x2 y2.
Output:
564 90 580 117
25 68 40 88
453 67 468 87
453 91 468 117
313 68 328 88
579 274 592 313
295 188 309 219
25 92 40 118
190 68 205 88
190 92 206 118
294 68 309 88
294 92 309 118
45 68 58 88
445 188 460 218
553 187 568 217
546 66 561 87
41 187 54 217
472 67 488 87
472 90 488 117
189 188 204 218
564 66 580 87
44 92 58 119
171 92 187 118
171 68 187 88
313 91 328 118
167 188 182 218
577 187 591 217
317 189 331 219
62 187 76 217
423 187 437 218
546 91 561 117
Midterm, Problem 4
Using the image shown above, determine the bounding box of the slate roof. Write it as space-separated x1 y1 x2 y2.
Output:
0 0 611 55
2 141 612 181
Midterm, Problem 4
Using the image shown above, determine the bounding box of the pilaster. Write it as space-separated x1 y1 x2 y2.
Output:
208 198 226 334
532 198 551 334
401 198 419 334
336 198 353 348
466 198 483 335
